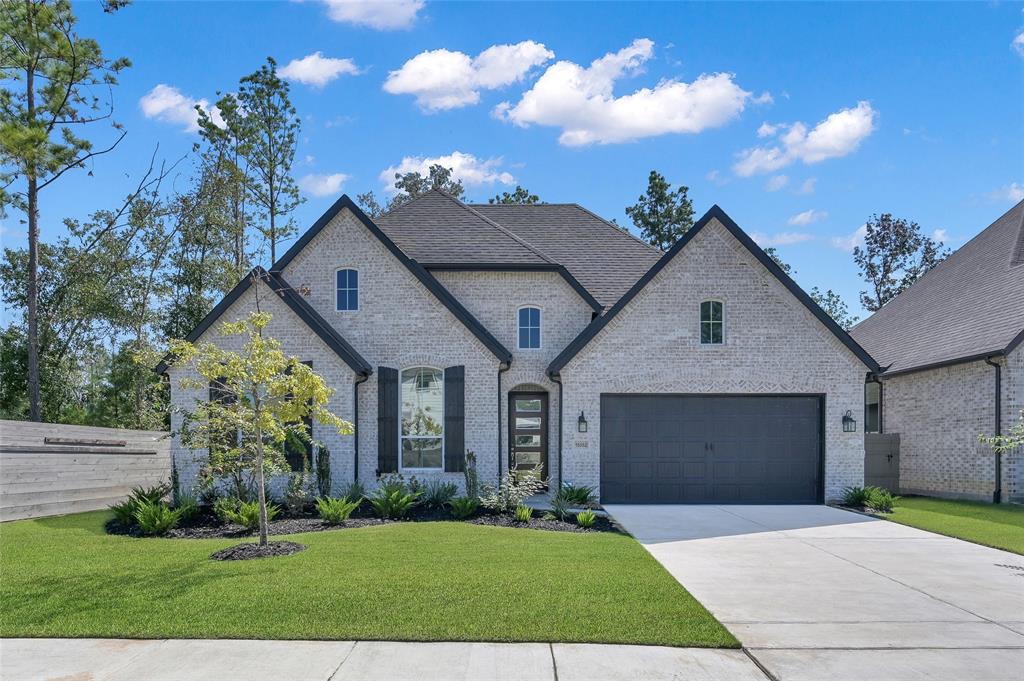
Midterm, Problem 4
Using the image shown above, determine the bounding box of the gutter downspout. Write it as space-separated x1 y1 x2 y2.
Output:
550 373 563 490
984 356 1002 504
353 372 370 483
498 362 510 484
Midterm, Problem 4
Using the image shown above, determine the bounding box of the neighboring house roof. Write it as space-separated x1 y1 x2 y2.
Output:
273 195 514 364
850 200 1024 376
374 191 661 309
154 267 373 376
548 205 881 376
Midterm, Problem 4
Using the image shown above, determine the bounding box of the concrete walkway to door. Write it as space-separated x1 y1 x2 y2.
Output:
605 504 1024 681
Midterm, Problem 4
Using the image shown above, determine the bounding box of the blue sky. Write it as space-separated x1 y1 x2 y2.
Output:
4 1 1023 322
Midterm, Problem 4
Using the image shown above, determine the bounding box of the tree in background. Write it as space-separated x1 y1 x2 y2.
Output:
234 58 302 263
489 185 540 205
0 0 130 421
764 247 795 277
357 164 464 217
854 213 948 312
809 287 860 330
625 170 694 251
170 305 349 547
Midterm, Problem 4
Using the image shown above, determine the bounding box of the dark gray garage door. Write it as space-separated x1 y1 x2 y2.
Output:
600 395 823 504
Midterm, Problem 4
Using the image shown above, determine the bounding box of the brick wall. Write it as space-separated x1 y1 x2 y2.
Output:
556 219 869 501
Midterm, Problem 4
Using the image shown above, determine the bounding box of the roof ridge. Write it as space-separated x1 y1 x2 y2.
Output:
432 189 558 265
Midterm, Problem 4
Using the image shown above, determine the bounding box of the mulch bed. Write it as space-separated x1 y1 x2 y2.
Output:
105 502 620 539
210 541 306 561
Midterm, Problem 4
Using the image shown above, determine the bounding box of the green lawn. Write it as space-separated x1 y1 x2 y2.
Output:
0 511 735 647
885 497 1024 555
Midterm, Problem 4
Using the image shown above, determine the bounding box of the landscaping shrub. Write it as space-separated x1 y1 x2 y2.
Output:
864 487 899 513
423 480 458 508
369 487 419 519
174 493 199 521
108 482 173 527
283 468 310 514
842 486 870 507
575 509 597 528
134 500 183 536
341 480 366 503
109 499 139 526
214 496 241 523
315 446 332 499
549 495 570 521
131 482 171 506
220 499 280 530
557 483 596 507
463 450 479 498
315 497 360 524
480 468 546 514
514 504 533 523
448 496 480 519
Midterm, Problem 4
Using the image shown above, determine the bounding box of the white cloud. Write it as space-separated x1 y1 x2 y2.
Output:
379 151 514 193
752 91 774 105
830 224 868 253
797 177 817 194
138 84 223 133
757 122 778 138
384 41 553 111
733 101 878 176
787 208 827 226
706 169 729 186
278 52 360 88
751 231 814 247
1013 30 1024 57
320 0 424 30
765 175 788 192
989 182 1024 203
495 38 752 146
931 228 948 243
298 172 350 197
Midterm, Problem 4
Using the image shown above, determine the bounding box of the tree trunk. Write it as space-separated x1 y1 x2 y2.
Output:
255 421 269 547
26 63 41 422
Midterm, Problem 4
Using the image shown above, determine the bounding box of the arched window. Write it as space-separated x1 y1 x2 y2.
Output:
518 306 541 349
336 268 358 311
400 367 443 470
700 300 724 345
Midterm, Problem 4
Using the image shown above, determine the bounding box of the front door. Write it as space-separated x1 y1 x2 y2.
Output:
509 392 548 479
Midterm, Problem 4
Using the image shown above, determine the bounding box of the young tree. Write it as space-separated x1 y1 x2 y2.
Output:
980 409 1024 454
853 213 948 312
489 185 540 205
0 0 130 420
235 58 302 263
625 170 694 251
169 303 350 546
809 287 860 330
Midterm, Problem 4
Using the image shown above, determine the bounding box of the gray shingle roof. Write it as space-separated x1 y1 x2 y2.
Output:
850 200 1024 375
375 191 554 266
469 203 663 308
375 190 661 308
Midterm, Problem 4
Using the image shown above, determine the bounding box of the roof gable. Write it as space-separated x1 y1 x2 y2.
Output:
548 205 880 375
272 194 513 363
850 200 1024 375
155 267 372 375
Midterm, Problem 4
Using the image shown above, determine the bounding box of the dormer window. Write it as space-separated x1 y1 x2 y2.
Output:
700 300 724 345
518 306 541 349
336 269 358 311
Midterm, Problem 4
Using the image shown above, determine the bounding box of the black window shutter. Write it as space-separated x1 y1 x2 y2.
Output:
444 365 465 472
377 367 399 475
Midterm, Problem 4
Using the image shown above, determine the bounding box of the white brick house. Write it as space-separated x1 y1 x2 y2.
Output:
161 191 878 504
851 201 1024 503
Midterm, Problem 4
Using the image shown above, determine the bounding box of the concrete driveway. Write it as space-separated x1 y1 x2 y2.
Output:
605 504 1024 681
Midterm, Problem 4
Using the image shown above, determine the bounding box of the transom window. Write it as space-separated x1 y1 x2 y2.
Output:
400 367 443 469
518 306 541 349
700 300 724 345
336 268 358 311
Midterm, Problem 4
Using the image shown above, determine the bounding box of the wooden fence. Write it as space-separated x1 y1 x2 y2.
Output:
0 420 171 521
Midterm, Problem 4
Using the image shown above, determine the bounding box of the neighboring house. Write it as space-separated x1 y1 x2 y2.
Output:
161 189 877 504
850 200 1024 503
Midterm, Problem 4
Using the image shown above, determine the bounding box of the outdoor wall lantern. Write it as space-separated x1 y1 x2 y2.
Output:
842 410 857 433
577 411 588 433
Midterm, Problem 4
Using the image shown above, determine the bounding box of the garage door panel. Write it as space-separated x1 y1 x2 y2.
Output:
600 394 822 504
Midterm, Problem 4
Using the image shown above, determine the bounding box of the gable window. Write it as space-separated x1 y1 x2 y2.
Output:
336 268 358 311
400 367 443 469
700 300 724 345
518 306 541 349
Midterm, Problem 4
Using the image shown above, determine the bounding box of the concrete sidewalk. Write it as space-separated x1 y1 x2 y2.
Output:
0 638 768 681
